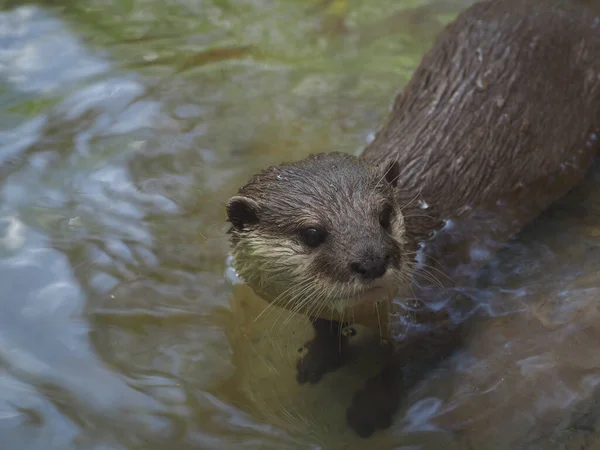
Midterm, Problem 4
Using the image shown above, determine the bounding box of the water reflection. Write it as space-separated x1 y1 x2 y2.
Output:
2 0 600 449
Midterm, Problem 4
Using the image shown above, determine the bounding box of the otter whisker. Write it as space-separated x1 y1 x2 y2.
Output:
404 249 454 285
398 187 424 211
272 280 317 333
278 285 319 331
374 157 400 187
253 277 309 323
306 284 332 320
338 307 346 351
286 281 328 325
265 298 314 342
374 301 384 344
414 253 452 279
280 278 314 311
259 278 317 339
406 275 420 301
257 282 297 315
402 213 440 221
414 263 453 287
413 268 446 290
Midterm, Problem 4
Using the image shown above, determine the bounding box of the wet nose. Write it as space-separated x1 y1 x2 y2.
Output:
350 256 389 280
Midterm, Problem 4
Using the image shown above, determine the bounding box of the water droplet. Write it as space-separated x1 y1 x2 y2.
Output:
529 35 539 50
366 131 376 144
418 199 429 209
442 219 454 230
224 256 244 285
475 74 488 90
475 48 483 63
414 242 427 269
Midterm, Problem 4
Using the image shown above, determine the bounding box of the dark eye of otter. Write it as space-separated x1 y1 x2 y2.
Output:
379 204 394 229
299 227 327 248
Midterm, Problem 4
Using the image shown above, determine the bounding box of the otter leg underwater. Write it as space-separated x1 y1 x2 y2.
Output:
296 318 352 384
347 311 466 438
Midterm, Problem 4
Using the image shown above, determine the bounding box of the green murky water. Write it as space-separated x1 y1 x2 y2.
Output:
2 0 600 449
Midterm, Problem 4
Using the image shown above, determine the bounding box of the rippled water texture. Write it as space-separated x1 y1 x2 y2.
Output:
2 1 600 449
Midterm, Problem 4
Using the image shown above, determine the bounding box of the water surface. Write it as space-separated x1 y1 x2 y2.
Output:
1 1 600 449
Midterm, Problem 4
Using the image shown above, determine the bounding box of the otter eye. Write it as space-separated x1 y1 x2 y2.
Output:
299 227 327 248
379 204 393 229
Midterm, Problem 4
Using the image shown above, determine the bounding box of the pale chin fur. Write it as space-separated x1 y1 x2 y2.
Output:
327 274 399 315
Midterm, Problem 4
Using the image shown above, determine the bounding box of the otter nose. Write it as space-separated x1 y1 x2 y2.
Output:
350 256 388 280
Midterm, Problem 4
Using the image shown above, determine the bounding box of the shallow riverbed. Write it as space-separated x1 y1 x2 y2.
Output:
2 0 600 449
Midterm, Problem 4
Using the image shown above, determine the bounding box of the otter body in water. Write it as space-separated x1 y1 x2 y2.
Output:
226 0 600 438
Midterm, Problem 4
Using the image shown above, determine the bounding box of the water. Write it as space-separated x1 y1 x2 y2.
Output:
1 0 600 449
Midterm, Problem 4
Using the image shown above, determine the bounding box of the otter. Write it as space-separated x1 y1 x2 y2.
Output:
225 0 600 438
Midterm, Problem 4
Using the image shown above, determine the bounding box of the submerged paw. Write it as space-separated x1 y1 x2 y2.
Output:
346 371 401 438
296 339 346 384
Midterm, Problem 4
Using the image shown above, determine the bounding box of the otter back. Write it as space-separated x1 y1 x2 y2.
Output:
363 0 600 276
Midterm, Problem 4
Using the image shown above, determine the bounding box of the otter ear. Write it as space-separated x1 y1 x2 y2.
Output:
381 160 400 188
226 196 261 231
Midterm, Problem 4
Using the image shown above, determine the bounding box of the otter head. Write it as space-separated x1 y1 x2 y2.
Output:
226 152 409 317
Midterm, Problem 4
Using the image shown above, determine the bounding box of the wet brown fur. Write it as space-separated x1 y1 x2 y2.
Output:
226 0 600 438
